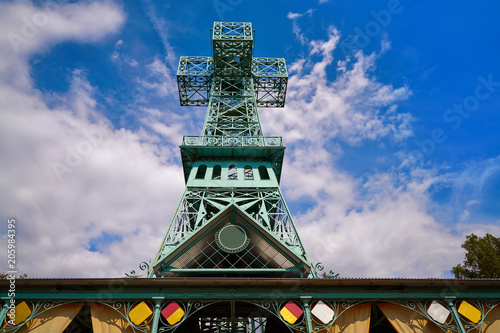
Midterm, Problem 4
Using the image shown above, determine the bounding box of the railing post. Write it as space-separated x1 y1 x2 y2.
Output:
151 297 164 333
0 301 10 326
445 299 466 333
301 296 313 333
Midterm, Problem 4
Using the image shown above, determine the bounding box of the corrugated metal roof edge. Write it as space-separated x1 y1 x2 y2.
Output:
2 277 499 288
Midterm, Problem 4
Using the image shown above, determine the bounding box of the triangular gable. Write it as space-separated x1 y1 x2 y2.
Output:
153 204 311 278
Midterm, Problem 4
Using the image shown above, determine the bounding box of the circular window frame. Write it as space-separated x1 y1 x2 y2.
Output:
215 224 250 254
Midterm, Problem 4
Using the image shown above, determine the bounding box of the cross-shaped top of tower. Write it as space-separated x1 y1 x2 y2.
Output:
177 22 288 108
151 22 314 280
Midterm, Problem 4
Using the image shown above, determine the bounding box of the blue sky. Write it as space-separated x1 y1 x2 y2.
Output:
1 0 499 278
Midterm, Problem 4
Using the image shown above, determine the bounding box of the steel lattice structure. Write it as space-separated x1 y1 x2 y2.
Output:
150 22 313 279
177 22 287 108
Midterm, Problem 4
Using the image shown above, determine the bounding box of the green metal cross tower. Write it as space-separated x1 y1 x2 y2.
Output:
150 22 314 278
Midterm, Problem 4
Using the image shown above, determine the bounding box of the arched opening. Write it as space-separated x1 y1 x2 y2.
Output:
172 301 275 333
228 165 238 180
195 165 207 179
244 166 254 180
212 165 222 180
258 166 270 180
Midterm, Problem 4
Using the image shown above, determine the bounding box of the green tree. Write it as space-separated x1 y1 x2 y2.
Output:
0 272 27 279
452 233 500 278
321 270 340 279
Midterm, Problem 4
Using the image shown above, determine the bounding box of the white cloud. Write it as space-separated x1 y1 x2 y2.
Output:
0 1 183 277
287 9 315 45
260 25 471 277
140 0 177 68
287 9 314 20
0 1 124 88
449 156 500 224
0 71 184 277
139 57 177 97
111 39 139 67
3 1 125 52
138 106 188 145
263 27 412 145
298 168 465 277
380 33 392 54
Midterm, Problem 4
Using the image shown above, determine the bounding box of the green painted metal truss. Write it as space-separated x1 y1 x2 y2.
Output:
177 56 287 107
151 22 313 278
177 22 286 109
151 189 311 278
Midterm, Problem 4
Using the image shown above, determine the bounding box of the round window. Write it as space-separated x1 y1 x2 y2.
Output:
215 224 250 253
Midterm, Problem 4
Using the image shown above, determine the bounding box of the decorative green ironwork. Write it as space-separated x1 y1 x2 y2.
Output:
309 300 365 332
0 301 75 332
98 301 155 333
126 261 151 278
311 262 324 277
4 275 500 333
2 299 498 333
95 299 269 333
151 188 312 277
177 57 288 108
153 21 310 278
203 77 262 138
244 299 368 333
384 300 500 333
177 22 288 109
160 189 301 246
312 263 340 279
248 300 306 332
155 300 220 332
387 300 460 333
199 317 267 333
181 135 283 147
460 301 500 333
